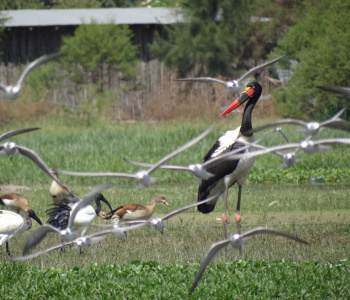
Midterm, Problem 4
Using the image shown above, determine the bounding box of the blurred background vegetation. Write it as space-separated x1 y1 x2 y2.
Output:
0 0 349 123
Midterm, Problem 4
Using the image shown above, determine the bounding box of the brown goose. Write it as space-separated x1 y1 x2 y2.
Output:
108 195 168 221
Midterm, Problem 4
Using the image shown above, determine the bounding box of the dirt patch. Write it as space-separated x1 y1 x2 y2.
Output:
0 185 32 192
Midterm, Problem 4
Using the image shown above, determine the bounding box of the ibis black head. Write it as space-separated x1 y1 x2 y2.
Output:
95 193 113 215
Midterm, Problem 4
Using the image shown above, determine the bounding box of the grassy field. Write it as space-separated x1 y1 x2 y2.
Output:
0 115 350 298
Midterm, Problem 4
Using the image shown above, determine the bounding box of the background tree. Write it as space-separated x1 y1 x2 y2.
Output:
150 0 253 78
0 0 47 9
150 0 304 79
273 0 350 120
100 0 138 7
60 20 138 92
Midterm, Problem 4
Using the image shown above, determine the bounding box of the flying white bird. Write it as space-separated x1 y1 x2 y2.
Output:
250 108 350 137
57 126 214 189
0 53 64 100
175 56 286 94
0 141 64 187
10 222 144 261
189 227 309 295
0 127 40 143
316 86 350 98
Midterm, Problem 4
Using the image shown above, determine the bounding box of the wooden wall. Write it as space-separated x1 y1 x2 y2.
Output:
0 24 272 119
0 24 163 64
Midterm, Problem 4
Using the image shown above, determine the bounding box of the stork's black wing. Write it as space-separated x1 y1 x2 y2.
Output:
198 140 246 213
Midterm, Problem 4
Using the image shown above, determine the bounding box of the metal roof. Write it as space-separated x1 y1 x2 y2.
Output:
0 7 183 27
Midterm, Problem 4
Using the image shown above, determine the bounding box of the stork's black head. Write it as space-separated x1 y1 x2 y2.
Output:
221 82 262 116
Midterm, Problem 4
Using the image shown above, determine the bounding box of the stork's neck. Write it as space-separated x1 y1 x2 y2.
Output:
240 99 257 137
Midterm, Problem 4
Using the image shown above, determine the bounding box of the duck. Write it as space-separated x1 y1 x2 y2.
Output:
107 195 169 221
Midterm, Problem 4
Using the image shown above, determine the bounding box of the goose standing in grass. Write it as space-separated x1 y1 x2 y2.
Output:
118 194 219 233
107 195 168 222
189 227 309 295
0 53 63 100
175 56 286 94
22 185 111 254
0 209 42 256
49 168 76 203
0 141 63 187
0 193 42 217
0 127 40 143
197 82 262 238
57 126 214 189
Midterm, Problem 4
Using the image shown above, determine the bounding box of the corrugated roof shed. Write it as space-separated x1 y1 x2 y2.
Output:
0 7 183 27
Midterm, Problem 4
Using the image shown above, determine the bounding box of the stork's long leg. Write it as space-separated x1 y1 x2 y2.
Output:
235 185 242 233
222 177 232 240
236 185 243 255
6 241 10 256
222 184 229 240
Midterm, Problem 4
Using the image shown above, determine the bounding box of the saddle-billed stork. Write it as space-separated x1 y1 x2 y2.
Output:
197 81 262 237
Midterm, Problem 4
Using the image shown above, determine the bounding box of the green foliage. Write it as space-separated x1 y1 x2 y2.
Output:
274 0 350 120
22 60 65 100
0 0 48 9
61 20 138 75
1 117 350 186
138 0 182 7
0 260 349 298
246 0 303 60
60 20 138 94
100 0 139 7
50 0 102 8
150 0 304 78
0 0 103 9
150 0 253 77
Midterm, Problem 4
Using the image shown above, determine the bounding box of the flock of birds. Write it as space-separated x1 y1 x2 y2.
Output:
1 52 349 294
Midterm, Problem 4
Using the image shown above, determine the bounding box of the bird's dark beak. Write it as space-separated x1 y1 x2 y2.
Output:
29 210 43 225
100 195 113 213
220 87 255 116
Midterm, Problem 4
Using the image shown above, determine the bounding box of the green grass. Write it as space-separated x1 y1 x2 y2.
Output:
1 260 349 299
1 115 350 185
0 115 350 298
